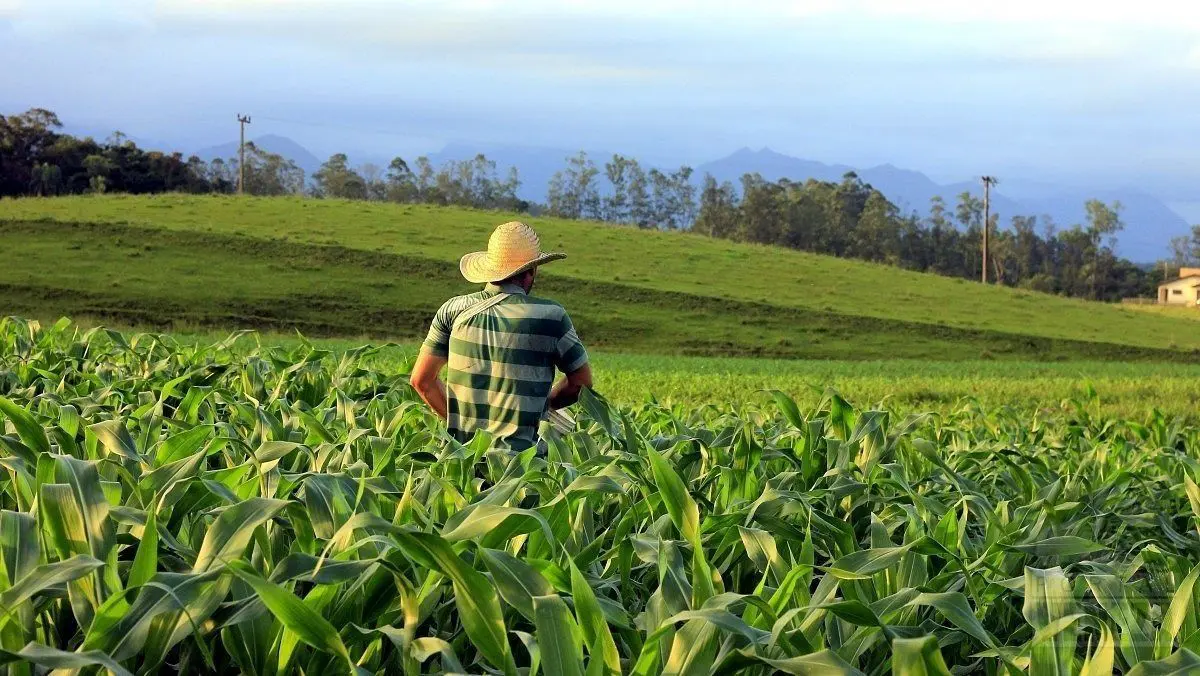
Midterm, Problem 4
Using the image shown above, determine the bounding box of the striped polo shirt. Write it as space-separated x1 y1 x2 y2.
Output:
421 282 589 451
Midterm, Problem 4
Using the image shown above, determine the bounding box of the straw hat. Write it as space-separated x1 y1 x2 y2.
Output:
459 221 565 284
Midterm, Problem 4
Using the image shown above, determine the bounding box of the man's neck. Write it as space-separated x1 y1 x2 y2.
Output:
485 282 528 295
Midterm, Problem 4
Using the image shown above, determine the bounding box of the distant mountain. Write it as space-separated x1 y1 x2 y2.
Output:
193 134 324 178
697 147 1185 262
185 135 1187 261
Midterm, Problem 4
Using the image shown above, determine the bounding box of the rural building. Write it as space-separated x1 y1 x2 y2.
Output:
1159 267 1200 305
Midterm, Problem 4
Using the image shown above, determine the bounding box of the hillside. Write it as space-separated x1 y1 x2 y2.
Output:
1 194 1198 360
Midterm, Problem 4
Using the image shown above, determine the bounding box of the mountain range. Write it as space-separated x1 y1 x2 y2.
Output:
193 137 1188 262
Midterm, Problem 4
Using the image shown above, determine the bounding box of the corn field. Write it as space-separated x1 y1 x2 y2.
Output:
1 317 1200 675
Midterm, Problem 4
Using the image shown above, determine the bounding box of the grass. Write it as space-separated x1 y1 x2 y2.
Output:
55 323 1200 419
1125 303 1200 321
3 194 1200 361
2 317 1200 674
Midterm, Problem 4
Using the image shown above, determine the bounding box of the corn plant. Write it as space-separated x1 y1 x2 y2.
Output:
0 316 1199 675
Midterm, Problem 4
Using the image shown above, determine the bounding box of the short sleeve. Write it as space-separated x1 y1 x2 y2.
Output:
421 302 452 358
554 309 588 373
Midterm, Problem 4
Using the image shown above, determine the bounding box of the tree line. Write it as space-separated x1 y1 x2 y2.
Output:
538 151 1169 301
692 172 1149 301
2 107 1191 301
0 108 526 210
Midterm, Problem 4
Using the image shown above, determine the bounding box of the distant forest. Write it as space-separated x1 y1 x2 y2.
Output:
5 107 1199 302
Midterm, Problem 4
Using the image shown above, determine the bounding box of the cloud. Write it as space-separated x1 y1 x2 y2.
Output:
5 0 1200 193
6 0 154 39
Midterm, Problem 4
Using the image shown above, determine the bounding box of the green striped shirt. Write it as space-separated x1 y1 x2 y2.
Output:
421 283 588 451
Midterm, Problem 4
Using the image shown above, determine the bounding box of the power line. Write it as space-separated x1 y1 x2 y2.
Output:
252 115 421 140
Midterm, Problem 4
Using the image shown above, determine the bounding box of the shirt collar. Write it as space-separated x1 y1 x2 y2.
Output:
485 282 527 296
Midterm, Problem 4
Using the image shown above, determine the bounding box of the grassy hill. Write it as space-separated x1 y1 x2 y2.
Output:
2 194 1198 360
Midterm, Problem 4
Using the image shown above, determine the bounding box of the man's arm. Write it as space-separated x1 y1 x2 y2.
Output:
548 363 592 410
410 350 449 420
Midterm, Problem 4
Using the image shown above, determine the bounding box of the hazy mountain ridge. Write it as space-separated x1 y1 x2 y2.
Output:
192 137 1186 261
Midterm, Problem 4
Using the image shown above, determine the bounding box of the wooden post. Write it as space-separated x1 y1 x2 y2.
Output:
981 176 997 283
237 114 251 194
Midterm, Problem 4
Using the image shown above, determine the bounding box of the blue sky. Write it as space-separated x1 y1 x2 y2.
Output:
3 0 1200 205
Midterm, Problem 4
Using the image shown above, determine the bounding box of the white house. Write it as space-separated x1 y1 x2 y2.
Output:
1159 268 1200 306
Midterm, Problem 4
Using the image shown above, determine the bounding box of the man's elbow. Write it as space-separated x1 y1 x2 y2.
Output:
409 370 430 392
569 366 593 392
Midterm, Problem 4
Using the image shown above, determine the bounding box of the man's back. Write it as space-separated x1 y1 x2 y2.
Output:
422 281 588 451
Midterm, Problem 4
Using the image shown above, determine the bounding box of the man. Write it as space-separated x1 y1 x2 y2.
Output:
410 221 593 453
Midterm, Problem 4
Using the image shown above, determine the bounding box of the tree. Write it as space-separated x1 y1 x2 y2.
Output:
385 157 417 203
0 108 64 196
668 166 696 228
569 152 601 220
603 154 632 223
545 170 568 218
737 173 783 244
239 143 304 196
1010 215 1040 283
546 152 600 220
414 157 437 203
207 158 235 193
956 191 984 279
926 195 959 274
496 167 523 211
1169 225 1200 266
313 153 366 199
693 174 740 238
83 154 112 194
1084 199 1123 299
647 168 671 228
626 159 652 227
360 162 386 200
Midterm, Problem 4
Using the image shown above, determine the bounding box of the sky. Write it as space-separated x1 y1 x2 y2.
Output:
3 0 1200 206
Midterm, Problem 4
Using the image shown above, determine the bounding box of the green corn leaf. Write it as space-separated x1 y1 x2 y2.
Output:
155 425 212 465
535 594 584 676
1080 621 1116 676
1086 574 1155 666
647 447 700 548
568 561 621 676
128 510 158 590
1156 562 1200 659
393 530 516 676
891 635 953 676
1005 536 1106 558
192 498 289 572
0 511 38 588
1023 567 1077 676
88 419 140 462
0 556 106 617
226 560 350 662
904 592 997 651
1126 649 1200 676
0 642 132 676
481 548 555 623
0 398 49 457
826 541 920 580
767 391 805 430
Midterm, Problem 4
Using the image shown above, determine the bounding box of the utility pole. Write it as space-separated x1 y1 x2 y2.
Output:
237 114 251 194
981 175 997 283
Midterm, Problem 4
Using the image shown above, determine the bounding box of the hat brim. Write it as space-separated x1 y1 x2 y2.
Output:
459 251 566 284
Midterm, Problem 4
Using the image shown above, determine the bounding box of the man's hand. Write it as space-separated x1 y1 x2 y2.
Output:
548 363 593 410
409 350 449 420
